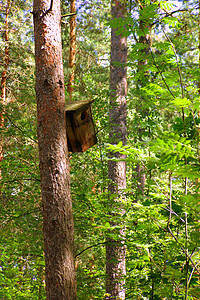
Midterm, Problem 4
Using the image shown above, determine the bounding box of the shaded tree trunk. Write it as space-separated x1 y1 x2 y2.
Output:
198 0 200 162
135 2 151 195
33 0 76 299
67 0 76 98
106 1 127 299
0 0 10 192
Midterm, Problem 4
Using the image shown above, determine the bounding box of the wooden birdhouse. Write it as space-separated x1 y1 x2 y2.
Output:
65 99 97 152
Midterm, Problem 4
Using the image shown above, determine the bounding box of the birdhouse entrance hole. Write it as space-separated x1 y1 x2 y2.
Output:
81 112 87 121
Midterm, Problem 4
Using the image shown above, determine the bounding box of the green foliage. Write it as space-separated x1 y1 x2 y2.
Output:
1 0 200 299
0 0 45 299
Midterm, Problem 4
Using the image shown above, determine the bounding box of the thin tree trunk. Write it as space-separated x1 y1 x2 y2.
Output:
198 0 200 161
67 0 76 98
0 0 10 192
135 3 151 195
33 1 76 299
106 1 127 299
198 0 200 95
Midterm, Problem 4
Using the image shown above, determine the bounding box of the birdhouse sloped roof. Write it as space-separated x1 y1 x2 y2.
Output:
65 99 95 112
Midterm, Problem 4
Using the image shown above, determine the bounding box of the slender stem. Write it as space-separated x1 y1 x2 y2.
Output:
75 241 107 258
169 172 172 223
167 224 200 275
188 262 200 286
61 12 76 18
5 112 38 144
162 27 184 98
185 210 189 300
99 139 106 193
148 42 175 98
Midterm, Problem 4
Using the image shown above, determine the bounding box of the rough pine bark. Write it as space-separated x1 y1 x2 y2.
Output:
0 0 10 192
33 1 76 299
67 0 76 98
106 1 127 299
199 0 200 95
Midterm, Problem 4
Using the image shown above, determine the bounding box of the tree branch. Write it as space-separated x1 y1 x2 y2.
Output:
148 43 175 98
4 177 40 183
167 223 200 275
75 241 107 258
61 12 76 18
49 0 53 12
152 8 189 27
44 0 53 15
162 27 185 98
5 112 38 144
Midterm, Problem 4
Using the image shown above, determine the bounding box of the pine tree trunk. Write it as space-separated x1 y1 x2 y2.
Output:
199 0 200 95
33 1 76 299
106 1 127 299
67 0 76 98
0 0 10 192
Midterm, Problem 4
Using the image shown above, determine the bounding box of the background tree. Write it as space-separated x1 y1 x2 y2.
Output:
106 0 127 299
67 0 76 98
0 0 10 190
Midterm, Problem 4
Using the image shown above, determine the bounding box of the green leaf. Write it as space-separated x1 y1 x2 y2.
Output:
171 97 191 108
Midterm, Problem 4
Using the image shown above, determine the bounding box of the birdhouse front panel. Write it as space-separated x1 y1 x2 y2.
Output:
65 100 97 152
